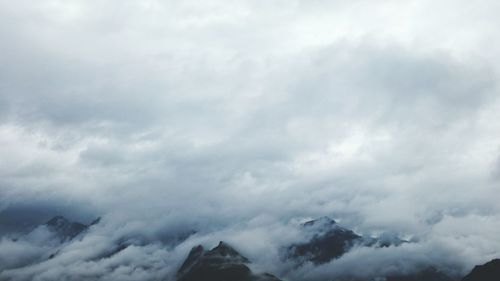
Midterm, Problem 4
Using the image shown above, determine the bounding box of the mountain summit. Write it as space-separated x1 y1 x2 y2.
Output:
285 217 362 265
45 215 97 242
285 216 409 265
176 241 281 281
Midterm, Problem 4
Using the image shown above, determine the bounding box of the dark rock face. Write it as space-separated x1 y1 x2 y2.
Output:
462 259 500 281
178 245 206 274
177 241 281 281
285 217 408 266
286 217 362 265
46 216 89 241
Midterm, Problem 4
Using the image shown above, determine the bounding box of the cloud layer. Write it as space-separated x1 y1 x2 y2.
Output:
1 0 500 280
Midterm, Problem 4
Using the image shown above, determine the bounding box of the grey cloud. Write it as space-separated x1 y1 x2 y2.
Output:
1 0 500 280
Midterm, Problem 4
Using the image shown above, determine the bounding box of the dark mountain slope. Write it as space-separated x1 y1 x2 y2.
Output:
462 259 500 281
45 216 89 242
286 217 362 265
285 217 408 266
176 241 281 281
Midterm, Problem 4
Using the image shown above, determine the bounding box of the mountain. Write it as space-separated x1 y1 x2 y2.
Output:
176 241 281 281
44 216 100 260
2 214 497 281
45 216 90 242
462 259 500 281
285 216 406 266
286 216 362 265
0 216 100 272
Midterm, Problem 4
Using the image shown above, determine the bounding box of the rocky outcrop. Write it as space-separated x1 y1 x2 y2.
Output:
285 217 362 265
285 216 407 266
462 259 500 281
177 241 281 281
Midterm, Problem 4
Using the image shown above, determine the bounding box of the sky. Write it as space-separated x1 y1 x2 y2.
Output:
1 1 500 280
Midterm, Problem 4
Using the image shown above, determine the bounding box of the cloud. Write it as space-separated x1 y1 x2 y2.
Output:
1 0 500 280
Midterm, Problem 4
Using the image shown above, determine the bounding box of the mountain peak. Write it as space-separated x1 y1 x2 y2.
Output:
206 241 249 262
303 216 337 227
213 241 234 252
178 245 206 275
46 215 70 227
287 216 362 265
45 216 88 241
177 241 280 281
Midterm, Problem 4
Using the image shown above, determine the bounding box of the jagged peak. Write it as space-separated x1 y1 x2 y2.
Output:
209 241 243 255
200 241 250 263
188 245 205 257
302 216 337 227
212 241 233 251
177 241 279 281
46 215 70 227
178 245 206 275
43 215 89 241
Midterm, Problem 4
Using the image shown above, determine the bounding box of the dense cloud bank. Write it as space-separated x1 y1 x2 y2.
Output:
1 0 500 280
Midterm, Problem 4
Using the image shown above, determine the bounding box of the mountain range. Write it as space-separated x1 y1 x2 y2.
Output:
1 215 498 281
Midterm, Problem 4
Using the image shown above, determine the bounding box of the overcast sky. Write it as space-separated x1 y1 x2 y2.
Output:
1 1 500 280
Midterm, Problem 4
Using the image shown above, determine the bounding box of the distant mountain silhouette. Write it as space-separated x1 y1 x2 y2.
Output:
285 217 362 265
285 216 407 266
462 259 500 281
40 216 99 261
45 215 90 242
3 214 498 281
176 241 281 281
